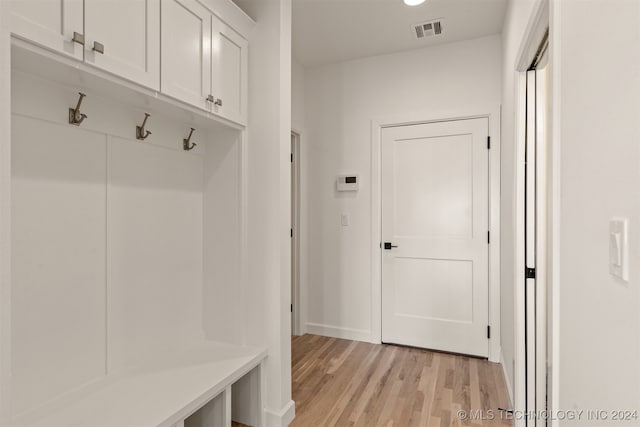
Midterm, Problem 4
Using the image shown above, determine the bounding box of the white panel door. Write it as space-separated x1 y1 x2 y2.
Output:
84 0 160 90
9 0 84 60
211 15 247 124
11 115 107 414
161 0 211 110
381 118 489 357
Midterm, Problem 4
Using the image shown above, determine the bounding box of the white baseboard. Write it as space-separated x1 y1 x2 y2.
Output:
500 349 514 407
305 322 375 343
265 400 295 427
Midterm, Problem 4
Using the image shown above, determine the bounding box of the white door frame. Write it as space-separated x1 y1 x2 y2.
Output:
513 0 561 425
371 106 501 363
291 130 301 336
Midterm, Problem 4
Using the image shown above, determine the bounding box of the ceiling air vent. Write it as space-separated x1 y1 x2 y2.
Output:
412 19 444 40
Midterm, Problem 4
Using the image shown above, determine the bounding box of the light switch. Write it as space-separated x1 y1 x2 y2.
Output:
341 213 350 227
609 218 628 281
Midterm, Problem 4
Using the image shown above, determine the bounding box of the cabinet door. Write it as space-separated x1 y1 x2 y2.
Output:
161 0 211 110
84 0 160 90
211 16 248 124
10 0 84 61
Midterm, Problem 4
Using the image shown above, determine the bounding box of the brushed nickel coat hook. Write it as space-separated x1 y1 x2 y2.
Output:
69 92 88 126
136 113 152 140
183 128 197 151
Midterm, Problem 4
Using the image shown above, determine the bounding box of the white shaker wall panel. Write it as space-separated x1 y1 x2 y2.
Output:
10 0 84 61
11 115 107 416
84 0 160 90
161 0 211 110
106 138 204 370
203 134 242 344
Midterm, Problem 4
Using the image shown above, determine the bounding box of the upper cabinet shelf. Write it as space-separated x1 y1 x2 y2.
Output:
9 0 249 126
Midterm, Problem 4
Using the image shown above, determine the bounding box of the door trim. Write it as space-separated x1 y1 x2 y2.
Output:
291 130 301 336
513 1 559 425
371 107 502 362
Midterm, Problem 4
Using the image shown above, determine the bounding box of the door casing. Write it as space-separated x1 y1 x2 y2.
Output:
371 107 502 363
291 130 301 336
513 1 558 426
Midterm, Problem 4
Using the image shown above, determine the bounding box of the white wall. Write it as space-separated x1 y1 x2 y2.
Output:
500 0 537 399
233 0 294 425
556 0 640 421
0 2 11 424
292 58 305 133
501 0 640 419
300 35 502 342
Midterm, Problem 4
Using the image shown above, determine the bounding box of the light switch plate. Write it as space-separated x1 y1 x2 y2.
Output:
609 218 628 281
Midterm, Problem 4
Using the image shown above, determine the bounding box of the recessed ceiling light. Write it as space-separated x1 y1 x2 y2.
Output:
404 0 426 6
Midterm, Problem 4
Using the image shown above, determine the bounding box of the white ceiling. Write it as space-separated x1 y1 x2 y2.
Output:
292 0 508 67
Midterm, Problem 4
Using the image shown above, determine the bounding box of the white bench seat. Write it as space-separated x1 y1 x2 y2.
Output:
14 341 267 427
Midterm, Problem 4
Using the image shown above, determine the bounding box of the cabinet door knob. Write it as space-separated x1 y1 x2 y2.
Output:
206 94 215 103
72 32 85 46
214 98 223 107
92 41 104 54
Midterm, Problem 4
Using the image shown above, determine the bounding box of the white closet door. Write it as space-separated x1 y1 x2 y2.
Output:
211 15 247 124
161 0 211 110
84 0 160 90
11 115 107 415
10 0 84 60
381 118 490 357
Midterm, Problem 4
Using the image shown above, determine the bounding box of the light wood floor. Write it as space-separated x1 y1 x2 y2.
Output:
291 334 512 427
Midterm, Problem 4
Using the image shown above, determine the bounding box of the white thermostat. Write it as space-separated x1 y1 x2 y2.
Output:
337 174 359 191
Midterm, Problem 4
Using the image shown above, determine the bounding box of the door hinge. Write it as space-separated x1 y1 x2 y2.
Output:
526 267 536 279
487 136 491 150
487 231 490 244
487 325 491 339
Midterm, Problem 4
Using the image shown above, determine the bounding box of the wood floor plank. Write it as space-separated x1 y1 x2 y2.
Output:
291 334 512 427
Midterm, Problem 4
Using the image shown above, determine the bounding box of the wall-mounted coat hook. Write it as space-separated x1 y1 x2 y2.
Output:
69 92 88 126
136 113 152 140
183 128 197 151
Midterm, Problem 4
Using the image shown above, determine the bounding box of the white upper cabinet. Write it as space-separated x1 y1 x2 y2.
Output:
211 16 247 124
162 0 248 124
10 0 84 61
10 0 160 90
11 0 249 125
84 0 160 90
161 0 212 111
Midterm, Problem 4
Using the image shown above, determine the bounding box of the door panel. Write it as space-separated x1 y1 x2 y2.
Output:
394 258 473 322
161 0 211 110
10 0 84 60
84 0 160 90
211 16 247 124
394 134 473 239
382 118 489 357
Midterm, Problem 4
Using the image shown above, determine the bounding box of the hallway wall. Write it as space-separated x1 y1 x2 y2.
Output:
298 35 502 343
556 0 640 420
500 0 538 401
501 0 640 418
